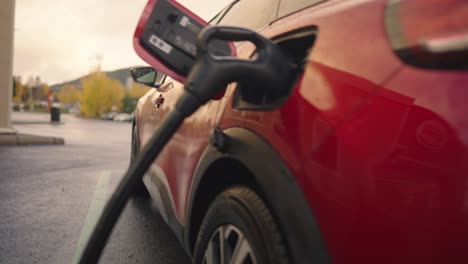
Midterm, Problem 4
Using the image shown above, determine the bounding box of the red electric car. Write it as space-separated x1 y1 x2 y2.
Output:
131 0 468 263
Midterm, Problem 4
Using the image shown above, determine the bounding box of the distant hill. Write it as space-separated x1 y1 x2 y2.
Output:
50 67 135 92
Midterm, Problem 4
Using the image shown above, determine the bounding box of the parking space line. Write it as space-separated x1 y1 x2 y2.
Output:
72 170 110 264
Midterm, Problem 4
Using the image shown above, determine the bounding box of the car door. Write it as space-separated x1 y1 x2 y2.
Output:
150 70 225 222
159 0 283 222
143 75 178 205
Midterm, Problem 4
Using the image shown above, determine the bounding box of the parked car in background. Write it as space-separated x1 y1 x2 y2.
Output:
100 111 119 120
113 112 133 122
132 0 468 263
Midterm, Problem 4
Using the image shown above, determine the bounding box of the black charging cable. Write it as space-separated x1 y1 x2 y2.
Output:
77 91 201 264
77 26 295 264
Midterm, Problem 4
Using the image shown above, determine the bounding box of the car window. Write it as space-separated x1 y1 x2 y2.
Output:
278 0 327 18
209 3 232 25
217 0 280 30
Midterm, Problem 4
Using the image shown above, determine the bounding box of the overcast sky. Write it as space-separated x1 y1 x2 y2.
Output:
13 0 231 85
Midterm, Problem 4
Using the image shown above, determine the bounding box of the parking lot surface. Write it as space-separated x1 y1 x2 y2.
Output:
0 112 190 263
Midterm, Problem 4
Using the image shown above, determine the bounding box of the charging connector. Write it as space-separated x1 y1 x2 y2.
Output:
77 26 295 264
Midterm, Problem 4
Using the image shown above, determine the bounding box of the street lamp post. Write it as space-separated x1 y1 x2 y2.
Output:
27 76 40 112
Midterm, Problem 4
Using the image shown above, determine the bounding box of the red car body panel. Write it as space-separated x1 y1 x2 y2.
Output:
135 0 468 262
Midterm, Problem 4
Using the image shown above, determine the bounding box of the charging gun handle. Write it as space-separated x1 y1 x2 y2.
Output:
77 26 293 264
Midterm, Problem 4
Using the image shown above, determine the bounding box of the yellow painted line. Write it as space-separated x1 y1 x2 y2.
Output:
72 171 110 264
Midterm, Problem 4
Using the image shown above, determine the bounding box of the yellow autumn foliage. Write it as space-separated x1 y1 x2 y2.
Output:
40 84 51 99
58 84 80 105
12 78 25 104
79 70 125 118
129 83 151 99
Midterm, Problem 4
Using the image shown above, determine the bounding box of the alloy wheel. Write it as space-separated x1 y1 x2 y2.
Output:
203 224 257 264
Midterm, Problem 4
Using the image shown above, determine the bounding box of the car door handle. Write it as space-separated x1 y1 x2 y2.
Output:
158 82 174 93
154 94 165 109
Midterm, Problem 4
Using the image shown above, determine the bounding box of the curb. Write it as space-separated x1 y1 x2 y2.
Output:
0 134 65 146
12 121 65 125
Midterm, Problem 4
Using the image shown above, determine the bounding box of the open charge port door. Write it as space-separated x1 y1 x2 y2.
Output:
135 0 234 81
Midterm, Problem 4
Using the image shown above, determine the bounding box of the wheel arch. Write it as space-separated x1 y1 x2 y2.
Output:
185 127 329 264
186 156 260 252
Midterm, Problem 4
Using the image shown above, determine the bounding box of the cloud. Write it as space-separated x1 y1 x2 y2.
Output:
13 0 230 84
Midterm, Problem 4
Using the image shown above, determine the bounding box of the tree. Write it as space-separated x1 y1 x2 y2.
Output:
121 93 137 113
129 83 151 99
80 70 125 118
31 83 51 101
12 77 25 104
38 83 51 101
120 83 151 114
58 85 80 105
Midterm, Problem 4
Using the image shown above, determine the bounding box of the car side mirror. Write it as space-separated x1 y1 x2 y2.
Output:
130 67 165 88
133 0 235 83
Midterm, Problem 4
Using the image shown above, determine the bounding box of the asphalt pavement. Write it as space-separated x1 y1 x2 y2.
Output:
0 112 190 264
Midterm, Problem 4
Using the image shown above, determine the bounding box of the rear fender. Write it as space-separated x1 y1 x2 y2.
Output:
185 127 329 264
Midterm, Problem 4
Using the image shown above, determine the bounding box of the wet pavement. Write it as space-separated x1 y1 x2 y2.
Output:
0 112 190 263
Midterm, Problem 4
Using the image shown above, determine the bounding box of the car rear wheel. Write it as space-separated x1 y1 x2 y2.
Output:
193 186 289 264
130 124 148 196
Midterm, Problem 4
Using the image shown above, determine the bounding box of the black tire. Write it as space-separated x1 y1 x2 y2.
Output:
193 186 289 264
130 124 148 196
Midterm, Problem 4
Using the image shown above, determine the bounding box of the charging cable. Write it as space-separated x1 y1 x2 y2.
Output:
77 26 295 264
